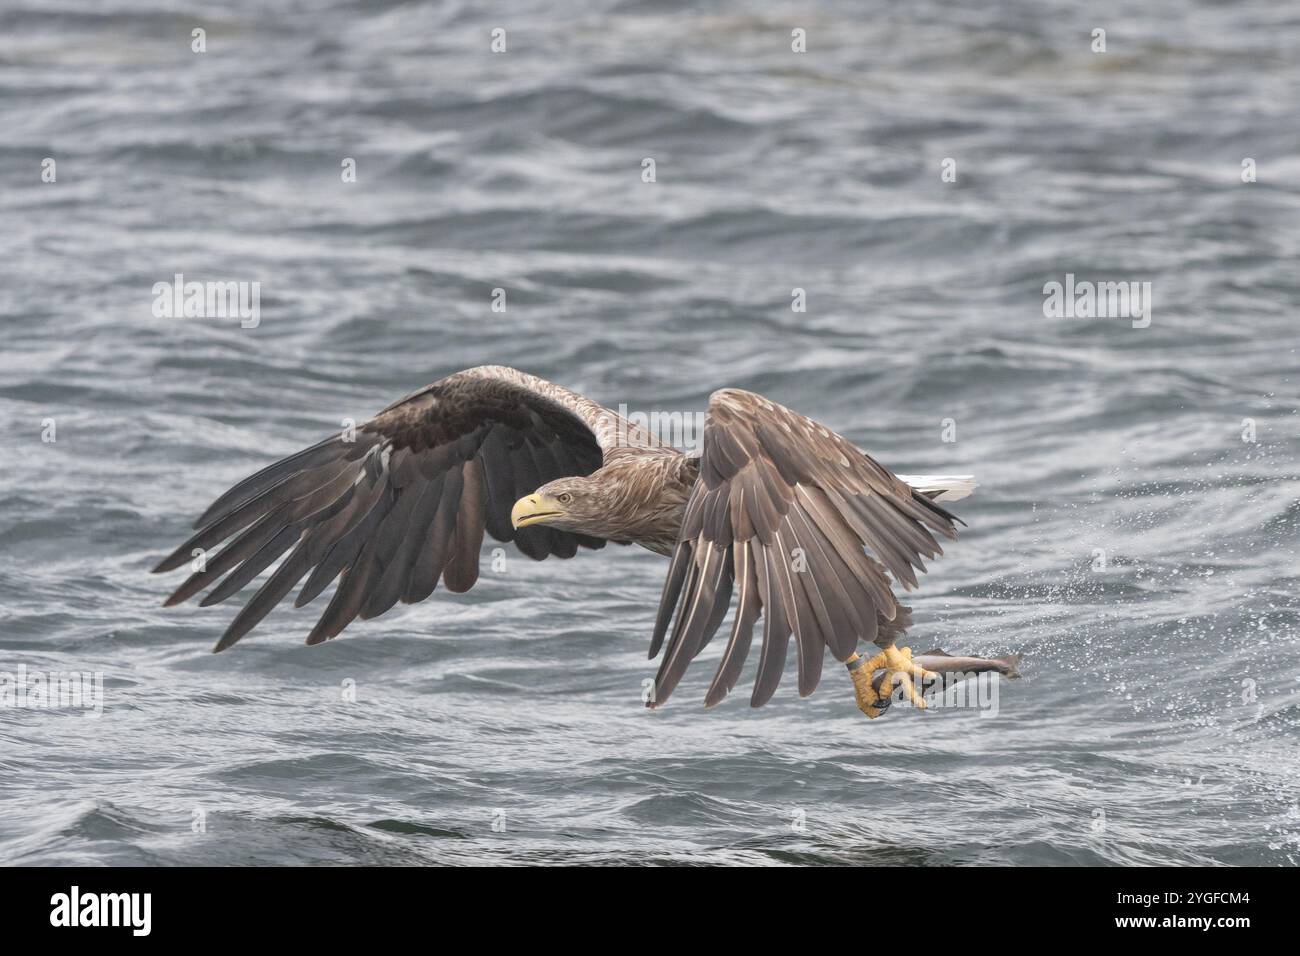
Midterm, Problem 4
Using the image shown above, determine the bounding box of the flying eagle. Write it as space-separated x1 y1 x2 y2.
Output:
154 365 979 715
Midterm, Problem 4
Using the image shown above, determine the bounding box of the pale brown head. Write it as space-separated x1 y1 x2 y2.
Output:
510 456 693 555
510 476 606 536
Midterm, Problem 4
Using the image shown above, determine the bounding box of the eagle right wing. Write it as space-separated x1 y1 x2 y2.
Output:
648 388 962 709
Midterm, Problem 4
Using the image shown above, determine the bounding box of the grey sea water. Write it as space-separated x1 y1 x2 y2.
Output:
2 0 1298 866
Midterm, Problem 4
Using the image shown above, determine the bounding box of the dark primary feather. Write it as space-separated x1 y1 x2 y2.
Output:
649 388 961 709
155 368 609 651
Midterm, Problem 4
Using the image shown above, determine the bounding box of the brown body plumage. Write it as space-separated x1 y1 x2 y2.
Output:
155 365 975 710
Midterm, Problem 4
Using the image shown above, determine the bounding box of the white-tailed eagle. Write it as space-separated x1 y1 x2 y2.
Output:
155 365 982 715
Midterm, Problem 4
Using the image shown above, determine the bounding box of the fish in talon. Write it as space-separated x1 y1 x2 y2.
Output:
858 648 1022 716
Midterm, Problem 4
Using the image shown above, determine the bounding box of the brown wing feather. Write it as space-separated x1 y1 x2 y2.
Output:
649 388 962 708
156 366 626 651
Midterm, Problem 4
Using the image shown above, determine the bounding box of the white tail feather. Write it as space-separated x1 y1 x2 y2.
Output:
896 474 977 502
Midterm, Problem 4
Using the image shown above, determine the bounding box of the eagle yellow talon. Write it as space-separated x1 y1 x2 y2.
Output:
847 645 938 718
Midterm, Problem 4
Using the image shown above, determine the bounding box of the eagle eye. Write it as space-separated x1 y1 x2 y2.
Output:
557 492 573 504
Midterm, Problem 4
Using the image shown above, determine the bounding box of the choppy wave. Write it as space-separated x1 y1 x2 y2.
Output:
1 0 1298 865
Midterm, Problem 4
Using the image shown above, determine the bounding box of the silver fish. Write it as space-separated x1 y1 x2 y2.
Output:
869 648 1021 712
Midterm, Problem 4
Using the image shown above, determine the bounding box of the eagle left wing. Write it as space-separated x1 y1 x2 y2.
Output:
153 365 650 652
648 388 961 709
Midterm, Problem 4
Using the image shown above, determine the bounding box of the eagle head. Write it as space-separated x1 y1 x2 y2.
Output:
510 477 604 534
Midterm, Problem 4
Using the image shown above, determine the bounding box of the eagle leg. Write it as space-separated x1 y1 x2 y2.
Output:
846 646 936 719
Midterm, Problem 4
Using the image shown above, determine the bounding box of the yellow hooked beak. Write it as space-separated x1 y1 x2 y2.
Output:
511 493 566 529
